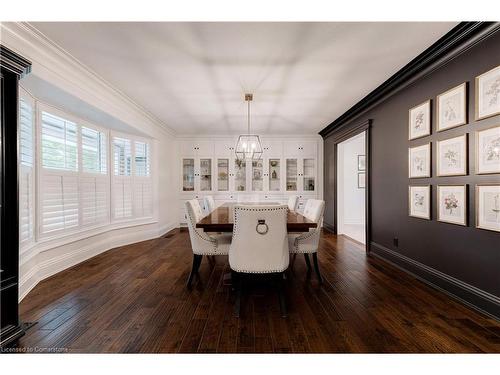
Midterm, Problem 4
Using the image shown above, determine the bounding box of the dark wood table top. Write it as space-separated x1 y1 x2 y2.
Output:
196 202 317 233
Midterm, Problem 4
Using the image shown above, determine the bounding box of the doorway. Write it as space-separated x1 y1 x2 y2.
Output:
336 131 367 245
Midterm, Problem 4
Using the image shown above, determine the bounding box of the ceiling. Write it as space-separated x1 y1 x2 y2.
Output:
31 22 457 135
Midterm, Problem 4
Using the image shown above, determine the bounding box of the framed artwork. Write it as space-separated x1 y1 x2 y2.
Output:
476 125 500 174
357 155 366 171
437 185 467 226
437 82 467 131
409 143 431 178
436 134 468 176
408 185 431 220
476 65 500 120
476 184 500 232
409 100 431 140
357 172 365 189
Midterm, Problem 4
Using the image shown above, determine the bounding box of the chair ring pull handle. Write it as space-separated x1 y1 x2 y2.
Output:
256 219 268 235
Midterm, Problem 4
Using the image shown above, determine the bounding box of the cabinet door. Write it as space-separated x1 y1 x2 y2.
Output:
262 140 283 157
300 140 317 157
214 139 235 157
196 140 214 155
198 158 213 192
251 159 264 191
233 158 247 192
283 140 300 156
302 158 316 192
179 140 197 156
181 158 195 192
285 158 298 191
216 158 230 192
267 158 282 192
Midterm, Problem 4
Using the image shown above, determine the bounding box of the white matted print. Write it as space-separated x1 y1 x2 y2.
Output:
437 185 467 226
476 185 500 232
409 143 431 178
437 83 467 131
409 185 431 220
437 134 467 176
476 125 500 174
476 65 500 120
409 100 431 140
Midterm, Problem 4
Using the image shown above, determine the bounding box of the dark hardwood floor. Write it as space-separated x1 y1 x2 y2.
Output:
15 229 500 353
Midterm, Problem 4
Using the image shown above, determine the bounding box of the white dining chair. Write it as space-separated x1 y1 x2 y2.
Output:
287 195 299 211
185 199 231 287
288 199 325 283
203 195 216 215
229 205 289 318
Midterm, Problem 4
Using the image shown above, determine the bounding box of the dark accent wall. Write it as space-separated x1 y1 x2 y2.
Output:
322 25 500 319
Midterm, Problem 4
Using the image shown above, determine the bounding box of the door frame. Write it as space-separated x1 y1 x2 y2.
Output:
331 119 371 253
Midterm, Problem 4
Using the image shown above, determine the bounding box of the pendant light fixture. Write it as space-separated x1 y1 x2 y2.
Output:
235 93 263 161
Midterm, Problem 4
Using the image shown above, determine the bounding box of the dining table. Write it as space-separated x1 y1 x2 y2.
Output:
196 202 317 233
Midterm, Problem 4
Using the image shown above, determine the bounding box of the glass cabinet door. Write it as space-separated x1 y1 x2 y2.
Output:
234 159 246 192
182 158 195 191
199 158 212 191
286 158 298 191
252 159 263 191
268 158 281 191
303 158 315 191
217 158 229 191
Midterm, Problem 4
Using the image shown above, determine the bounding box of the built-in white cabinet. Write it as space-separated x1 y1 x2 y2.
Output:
178 137 321 224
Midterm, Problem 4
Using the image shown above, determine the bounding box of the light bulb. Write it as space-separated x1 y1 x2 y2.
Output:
242 142 247 149
251 143 256 149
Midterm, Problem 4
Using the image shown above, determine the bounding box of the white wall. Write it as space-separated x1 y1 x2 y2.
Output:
337 132 365 243
1 22 179 301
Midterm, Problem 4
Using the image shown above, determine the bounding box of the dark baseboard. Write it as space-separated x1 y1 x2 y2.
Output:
370 242 500 321
323 222 336 233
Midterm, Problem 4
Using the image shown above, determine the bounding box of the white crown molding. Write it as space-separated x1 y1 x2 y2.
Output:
0 22 176 138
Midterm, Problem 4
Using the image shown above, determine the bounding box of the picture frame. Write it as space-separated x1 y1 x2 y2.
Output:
357 172 365 189
475 65 500 121
476 184 500 233
409 143 431 178
436 134 468 176
475 125 500 175
357 155 366 171
437 184 468 226
437 82 467 132
409 100 431 140
408 185 431 220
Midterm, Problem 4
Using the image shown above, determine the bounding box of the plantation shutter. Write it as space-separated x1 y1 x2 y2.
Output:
81 177 109 226
41 111 78 171
112 137 133 219
19 96 35 244
134 180 153 218
40 175 79 234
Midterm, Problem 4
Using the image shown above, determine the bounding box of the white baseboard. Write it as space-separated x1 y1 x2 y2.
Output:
19 221 177 302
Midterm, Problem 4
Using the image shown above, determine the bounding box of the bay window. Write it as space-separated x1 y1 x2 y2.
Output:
20 98 154 243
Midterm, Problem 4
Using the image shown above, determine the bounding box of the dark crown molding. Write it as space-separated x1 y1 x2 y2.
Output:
319 22 500 138
0 45 32 77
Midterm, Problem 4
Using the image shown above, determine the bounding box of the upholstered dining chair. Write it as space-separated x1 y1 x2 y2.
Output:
203 195 216 215
185 199 231 287
287 195 299 211
288 199 325 283
229 205 289 318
